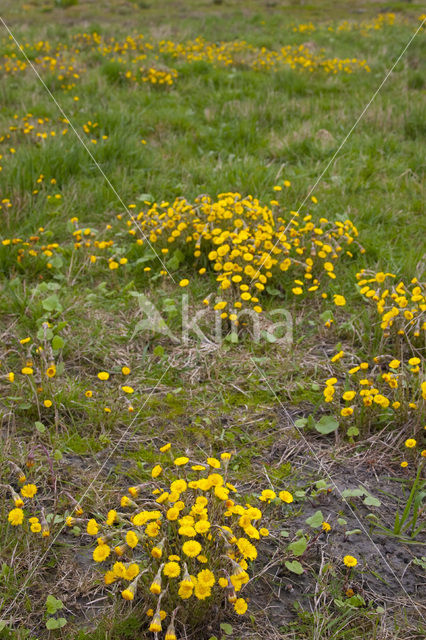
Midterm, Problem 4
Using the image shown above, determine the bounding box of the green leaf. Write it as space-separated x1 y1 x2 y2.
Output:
315 479 328 489
153 345 165 357
305 510 324 528
285 560 304 575
42 294 63 312
51 335 65 350
50 255 63 269
345 529 362 536
337 517 347 526
363 495 381 507
35 421 46 433
294 418 308 428
315 415 339 434
288 537 307 557
347 426 359 437
220 623 233 635
320 310 334 322
346 595 366 608
37 326 53 341
46 595 63 614
54 449 63 461
46 618 59 630
341 488 364 498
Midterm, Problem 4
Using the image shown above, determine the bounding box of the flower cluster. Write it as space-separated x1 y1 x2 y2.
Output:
356 269 425 342
1 190 361 324
323 354 425 435
0 28 371 90
400 436 426 469
74 448 292 636
158 37 370 74
5 462 50 537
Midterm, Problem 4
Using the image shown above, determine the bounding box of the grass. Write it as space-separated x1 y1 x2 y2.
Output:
0 1 425 639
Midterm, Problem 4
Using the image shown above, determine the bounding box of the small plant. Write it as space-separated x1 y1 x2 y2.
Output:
374 461 425 540
321 353 425 437
71 448 294 635
45 595 67 630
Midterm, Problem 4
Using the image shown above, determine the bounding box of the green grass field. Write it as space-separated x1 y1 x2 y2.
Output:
0 1 425 639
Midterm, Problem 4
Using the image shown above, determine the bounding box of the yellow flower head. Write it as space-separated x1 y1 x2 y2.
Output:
21 484 37 498
343 555 357 568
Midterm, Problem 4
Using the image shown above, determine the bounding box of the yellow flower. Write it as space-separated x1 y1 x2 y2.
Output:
8 508 24 526
121 589 134 601
174 456 189 466
170 479 187 493
106 510 117 525
405 439 416 448
342 391 356 401
152 464 162 478
97 371 109 380
194 581 211 600
219 577 229 588
93 544 111 562
126 531 139 548
182 540 202 557
178 579 194 599
322 521 331 532
234 597 248 615
341 407 354 417
21 367 33 375
179 279 189 287
197 569 215 587
149 613 162 633
20 484 37 500
343 555 357 568
259 489 276 503
125 563 140 580
104 571 116 585
121 386 134 394
408 357 420 366
400 461 408 468
236 537 257 560
163 561 181 578
8 372 15 382
43 399 52 408
87 519 99 535
160 443 171 452
151 545 163 559
279 490 294 503
389 359 400 369
46 365 56 378
333 295 346 306
122 366 131 375
195 520 210 534
207 457 221 468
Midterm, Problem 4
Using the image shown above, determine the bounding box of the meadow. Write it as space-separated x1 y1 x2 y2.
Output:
0 1 425 639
